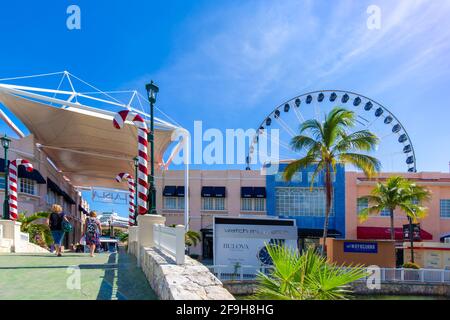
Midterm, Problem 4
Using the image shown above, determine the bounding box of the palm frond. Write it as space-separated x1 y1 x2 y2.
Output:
338 152 381 177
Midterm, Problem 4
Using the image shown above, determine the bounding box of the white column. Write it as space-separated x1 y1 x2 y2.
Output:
136 214 166 266
183 130 190 231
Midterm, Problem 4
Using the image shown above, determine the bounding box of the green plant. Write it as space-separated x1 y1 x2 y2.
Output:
403 262 420 269
169 224 202 247
283 107 380 254
253 245 367 300
116 231 129 243
359 176 431 240
17 211 52 247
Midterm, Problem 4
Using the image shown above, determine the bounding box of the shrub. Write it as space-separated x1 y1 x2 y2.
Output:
403 262 421 269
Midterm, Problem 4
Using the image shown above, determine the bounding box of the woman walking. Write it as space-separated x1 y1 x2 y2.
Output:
84 211 102 257
47 204 68 257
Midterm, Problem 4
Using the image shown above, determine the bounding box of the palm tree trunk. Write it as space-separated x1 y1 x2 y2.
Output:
322 164 332 256
390 208 395 240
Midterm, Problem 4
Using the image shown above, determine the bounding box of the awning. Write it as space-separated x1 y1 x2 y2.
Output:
0 159 46 184
78 205 88 215
176 186 185 197
61 190 76 205
357 226 433 241
0 90 176 189
163 185 177 197
241 187 253 198
240 187 266 198
202 186 226 198
253 187 266 198
214 187 226 198
47 178 63 195
201 186 215 197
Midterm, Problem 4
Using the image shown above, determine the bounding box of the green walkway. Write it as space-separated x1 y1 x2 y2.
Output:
0 247 157 300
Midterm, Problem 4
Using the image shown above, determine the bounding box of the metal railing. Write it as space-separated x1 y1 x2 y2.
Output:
207 265 274 281
153 224 185 265
372 268 450 283
20 232 29 242
207 265 450 284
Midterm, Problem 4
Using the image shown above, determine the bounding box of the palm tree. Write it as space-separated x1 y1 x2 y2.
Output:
185 230 202 247
169 224 201 247
283 107 381 253
253 245 367 300
359 176 431 241
17 211 52 247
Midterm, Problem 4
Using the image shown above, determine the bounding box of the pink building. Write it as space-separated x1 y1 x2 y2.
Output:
156 169 450 259
346 171 450 242
154 169 266 257
0 135 87 247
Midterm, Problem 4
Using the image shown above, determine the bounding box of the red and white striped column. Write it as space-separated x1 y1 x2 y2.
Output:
8 159 33 220
115 172 136 226
113 110 149 215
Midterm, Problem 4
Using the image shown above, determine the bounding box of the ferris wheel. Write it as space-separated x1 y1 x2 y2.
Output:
246 90 416 173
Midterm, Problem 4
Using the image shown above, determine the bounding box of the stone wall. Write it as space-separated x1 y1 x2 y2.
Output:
351 281 450 297
223 280 450 298
140 246 234 300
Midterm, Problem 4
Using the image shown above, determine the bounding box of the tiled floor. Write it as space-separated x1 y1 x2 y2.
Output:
0 247 157 300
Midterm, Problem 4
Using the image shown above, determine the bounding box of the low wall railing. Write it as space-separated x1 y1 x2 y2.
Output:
207 265 450 284
153 224 185 265
207 265 273 281
19 232 29 243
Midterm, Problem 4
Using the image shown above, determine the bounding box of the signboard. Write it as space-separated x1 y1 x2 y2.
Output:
343 241 378 254
213 216 297 271
92 189 127 204
403 223 421 241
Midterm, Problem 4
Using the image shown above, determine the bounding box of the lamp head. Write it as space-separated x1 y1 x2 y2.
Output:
145 80 159 104
1 134 11 149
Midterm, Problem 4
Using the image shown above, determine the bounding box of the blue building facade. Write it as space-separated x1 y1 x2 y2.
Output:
266 163 346 242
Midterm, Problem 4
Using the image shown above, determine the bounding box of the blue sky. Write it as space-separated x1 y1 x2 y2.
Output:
1 0 450 217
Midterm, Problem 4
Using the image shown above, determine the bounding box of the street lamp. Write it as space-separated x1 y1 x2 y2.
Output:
145 81 159 215
133 156 139 225
1 134 11 220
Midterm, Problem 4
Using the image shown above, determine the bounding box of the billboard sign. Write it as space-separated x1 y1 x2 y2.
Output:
92 189 127 204
343 241 378 254
213 216 297 271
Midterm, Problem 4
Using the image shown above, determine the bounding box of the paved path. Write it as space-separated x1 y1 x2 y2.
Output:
0 247 157 300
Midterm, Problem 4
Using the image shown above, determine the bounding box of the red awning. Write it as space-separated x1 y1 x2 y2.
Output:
357 226 433 241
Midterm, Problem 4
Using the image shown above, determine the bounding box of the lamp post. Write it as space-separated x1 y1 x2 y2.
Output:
145 81 159 215
133 156 139 225
408 216 415 264
1 135 11 220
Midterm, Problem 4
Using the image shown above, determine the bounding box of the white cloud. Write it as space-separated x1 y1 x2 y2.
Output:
130 0 450 113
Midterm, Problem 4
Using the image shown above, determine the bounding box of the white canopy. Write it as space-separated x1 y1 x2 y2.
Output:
0 78 178 190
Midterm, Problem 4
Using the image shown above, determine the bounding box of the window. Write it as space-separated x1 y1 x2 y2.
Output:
357 198 368 214
0 173 5 189
202 197 226 211
19 178 36 195
164 197 177 210
241 198 266 212
254 198 266 211
163 197 184 210
215 198 225 210
380 208 391 217
241 198 253 211
441 200 450 218
275 172 302 182
275 187 334 217
46 189 58 205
